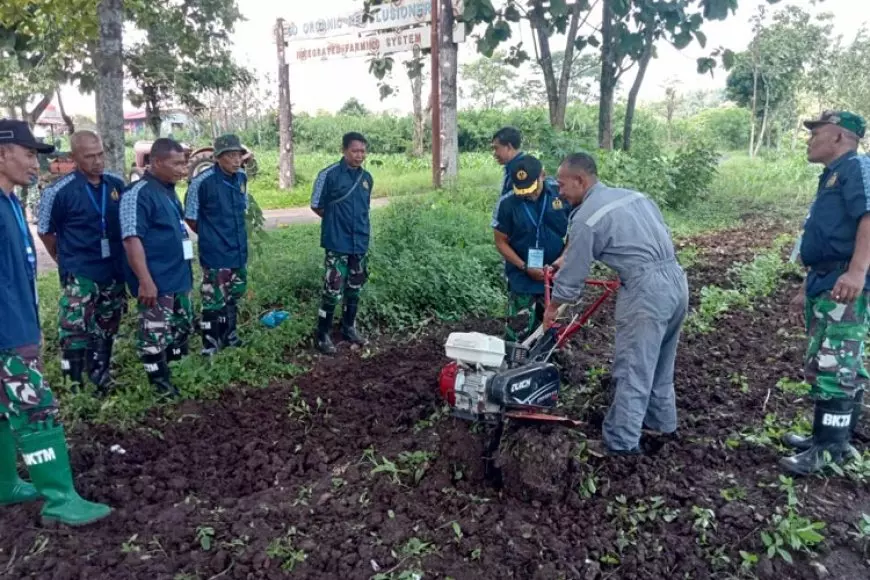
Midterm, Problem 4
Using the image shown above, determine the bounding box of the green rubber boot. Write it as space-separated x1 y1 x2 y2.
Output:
17 425 111 526
0 420 39 505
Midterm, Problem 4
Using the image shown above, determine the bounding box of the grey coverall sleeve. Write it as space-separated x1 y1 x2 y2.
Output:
551 218 596 304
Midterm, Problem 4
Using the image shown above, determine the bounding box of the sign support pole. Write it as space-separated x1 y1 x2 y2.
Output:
276 18 295 190
430 0 442 189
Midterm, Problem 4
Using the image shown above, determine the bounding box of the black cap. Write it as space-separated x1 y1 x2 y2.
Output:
0 119 55 154
511 155 543 195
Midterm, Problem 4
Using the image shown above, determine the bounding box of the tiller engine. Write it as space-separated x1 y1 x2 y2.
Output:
437 270 619 478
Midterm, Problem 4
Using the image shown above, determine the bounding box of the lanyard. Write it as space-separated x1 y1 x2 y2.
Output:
85 181 108 236
521 192 548 247
161 192 188 238
6 193 36 282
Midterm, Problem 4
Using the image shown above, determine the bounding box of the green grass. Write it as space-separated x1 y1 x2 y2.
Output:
249 151 501 209
662 151 817 236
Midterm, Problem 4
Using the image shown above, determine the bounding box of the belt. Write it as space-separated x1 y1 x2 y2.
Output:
808 261 849 275
620 257 680 283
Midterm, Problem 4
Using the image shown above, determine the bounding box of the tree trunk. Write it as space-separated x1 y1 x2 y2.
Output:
55 87 75 134
409 50 425 158
146 99 161 138
26 93 53 126
622 28 655 152
753 83 769 158
530 7 560 129
598 0 616 150
275 19 295 189
749 47 759 158
439 0 459 180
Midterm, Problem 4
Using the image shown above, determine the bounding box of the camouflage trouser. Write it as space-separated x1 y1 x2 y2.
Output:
58 274 126 351
136 292 194 357
505 293 546 343
201 267 248 312
322 251 368 308
0 344 59 434
804 291 870 400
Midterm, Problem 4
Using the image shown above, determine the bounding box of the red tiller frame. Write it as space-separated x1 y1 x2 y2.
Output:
543 268 620 350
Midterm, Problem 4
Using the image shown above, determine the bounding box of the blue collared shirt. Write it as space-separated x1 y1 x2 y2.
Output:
800 151 870 296
37 170 126 284
184 164 248 269
120 172 193 296
311 158 374 255
494 178 571 295
0 191 40 349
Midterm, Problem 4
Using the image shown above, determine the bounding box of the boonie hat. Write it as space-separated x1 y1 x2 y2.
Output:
214 134 247 157
803 110 866 139
511 155 544 195
0 119 55 154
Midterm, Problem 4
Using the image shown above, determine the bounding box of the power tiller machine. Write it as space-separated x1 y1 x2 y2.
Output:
438 269 619 480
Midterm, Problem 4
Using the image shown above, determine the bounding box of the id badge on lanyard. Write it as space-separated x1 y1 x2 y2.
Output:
7 194 37 304
86 182 111 258
163 193 193 261
527 248 544 269
523 193 547 270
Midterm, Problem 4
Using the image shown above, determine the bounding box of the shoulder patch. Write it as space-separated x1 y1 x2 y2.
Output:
37 172 77 234
120 180 149 239
189 167 215 190
42 172 77 196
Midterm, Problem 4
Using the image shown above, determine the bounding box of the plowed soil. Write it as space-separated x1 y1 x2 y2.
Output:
2 222 869 580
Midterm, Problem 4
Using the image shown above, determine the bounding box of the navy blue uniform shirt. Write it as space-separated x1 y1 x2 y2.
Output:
120 173 193 296
311 159 373 255
0 191 41 349
800 152 870 296
37 170 126 284
494 178 571 295
184 164 248 269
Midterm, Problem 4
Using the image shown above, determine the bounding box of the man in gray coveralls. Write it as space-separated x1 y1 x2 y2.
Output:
544 152 689 455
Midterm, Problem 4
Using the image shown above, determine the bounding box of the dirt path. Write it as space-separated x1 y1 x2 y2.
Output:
30 198 392 275
3 222 868 580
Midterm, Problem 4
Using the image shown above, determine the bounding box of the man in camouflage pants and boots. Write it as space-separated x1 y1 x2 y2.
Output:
121 139 194 397
310 132 374 355
0 119 111 525
37 130 127 394
184 135 249 356
781 111 869 475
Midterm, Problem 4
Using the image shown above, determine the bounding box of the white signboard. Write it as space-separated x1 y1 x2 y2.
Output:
290 26 429 62
285 0 464 42
289 24 465 63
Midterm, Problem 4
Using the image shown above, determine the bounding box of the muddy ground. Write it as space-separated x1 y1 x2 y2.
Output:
2 222 869 580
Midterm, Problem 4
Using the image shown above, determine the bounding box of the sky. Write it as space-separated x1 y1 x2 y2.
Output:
58 0 868 118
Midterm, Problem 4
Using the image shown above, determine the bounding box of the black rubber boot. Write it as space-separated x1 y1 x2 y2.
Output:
341 299 366 345
224 303 243 348
142 352 179 398
779 397 860 476
61 349 87 392
199 310 224 357
316 306 337 355
87 338 114 396
167 335 190 363
783 390 864 451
